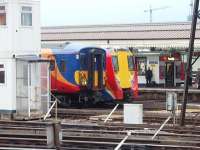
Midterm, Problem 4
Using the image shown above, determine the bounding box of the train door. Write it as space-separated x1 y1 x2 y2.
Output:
165 62 174 87
95 53 104 89
80 50 105 91
88 52 104 90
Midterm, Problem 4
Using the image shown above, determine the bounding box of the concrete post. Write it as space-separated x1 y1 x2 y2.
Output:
46 121 62 149
53 121 62 148
46 123 54 148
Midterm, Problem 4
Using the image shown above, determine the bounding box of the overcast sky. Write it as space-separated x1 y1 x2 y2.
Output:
41 0 192 26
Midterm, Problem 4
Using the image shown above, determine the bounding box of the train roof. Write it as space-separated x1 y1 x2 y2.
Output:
44 43 106 55
64 43 103 51
105 48 133 55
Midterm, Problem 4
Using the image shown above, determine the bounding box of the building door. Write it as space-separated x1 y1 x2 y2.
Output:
165 62 174 87
16 59 50 119
29 63 42 115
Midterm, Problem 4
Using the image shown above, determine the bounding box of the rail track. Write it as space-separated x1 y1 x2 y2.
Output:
0 121 48 149
0 106 200 149
61 123 200 149
0 121 200 149
0 119 200 149
51 108 200 126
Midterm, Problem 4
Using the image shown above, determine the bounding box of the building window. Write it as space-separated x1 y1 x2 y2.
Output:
21 6 32 26
176 65 181 79
159 65 165 80
0 64 5 84
0 6 6 25
137 57 147 76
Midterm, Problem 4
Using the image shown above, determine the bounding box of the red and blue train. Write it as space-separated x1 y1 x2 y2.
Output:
42 44 107 106
41 44 136 106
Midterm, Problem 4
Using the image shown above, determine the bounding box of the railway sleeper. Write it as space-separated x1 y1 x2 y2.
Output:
61 139 200 150
61 135 200 146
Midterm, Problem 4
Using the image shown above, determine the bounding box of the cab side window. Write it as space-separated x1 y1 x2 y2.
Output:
60 60 66 72
50 60 55 71
112 56 119 72
128 56 134 71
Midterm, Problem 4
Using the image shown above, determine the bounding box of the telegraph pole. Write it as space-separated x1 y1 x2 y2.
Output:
180 0 199 126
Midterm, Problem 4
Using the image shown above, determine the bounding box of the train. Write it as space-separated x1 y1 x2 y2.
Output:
41 44 137 106
103 49 135 102
112 49 135 100
102 50 124 102
41 44 106 106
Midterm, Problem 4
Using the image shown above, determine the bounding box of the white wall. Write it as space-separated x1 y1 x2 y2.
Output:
0 59 16 111
0 0 40 58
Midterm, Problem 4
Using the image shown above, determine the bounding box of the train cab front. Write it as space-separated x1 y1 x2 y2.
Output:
112 49 135 102
78 47 106 101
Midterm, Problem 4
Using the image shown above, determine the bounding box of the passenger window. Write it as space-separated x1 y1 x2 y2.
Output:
0 64 5 84
80 53 87 69
128 56 134 71
112 56 119 72
60 60 66 72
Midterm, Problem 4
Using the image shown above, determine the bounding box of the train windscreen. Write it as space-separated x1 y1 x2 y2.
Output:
128 56 134 71
112 56 119 72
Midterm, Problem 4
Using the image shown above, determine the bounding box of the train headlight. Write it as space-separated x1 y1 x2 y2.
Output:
80 71 88 86
81 80 87 86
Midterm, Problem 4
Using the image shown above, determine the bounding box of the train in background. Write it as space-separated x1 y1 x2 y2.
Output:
102 50 123 102
41 44 106 107
103 49 135 102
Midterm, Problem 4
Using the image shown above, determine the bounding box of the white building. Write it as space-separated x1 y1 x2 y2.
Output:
0 0 50 119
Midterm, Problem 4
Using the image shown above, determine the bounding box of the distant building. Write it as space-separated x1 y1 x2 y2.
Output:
41 22 200 49
41 22 200 75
